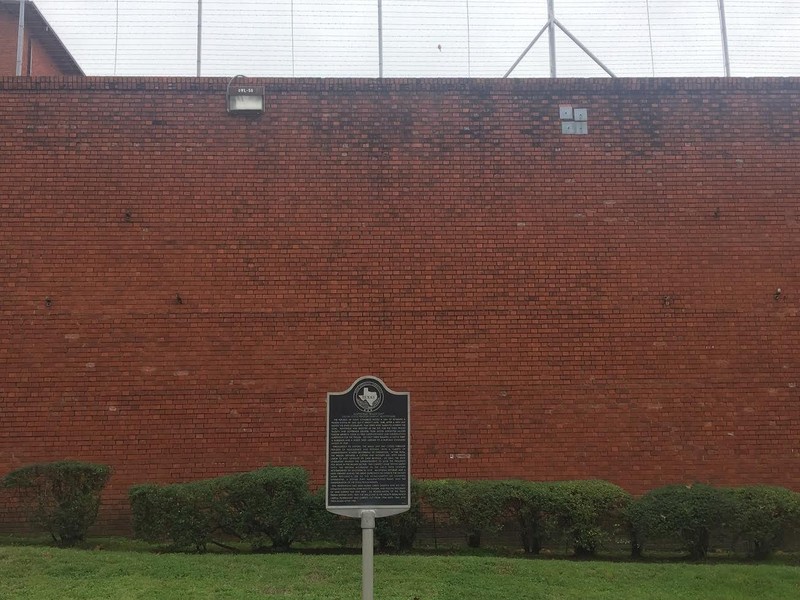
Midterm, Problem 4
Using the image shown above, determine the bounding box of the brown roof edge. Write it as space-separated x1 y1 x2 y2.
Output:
1 0 84 76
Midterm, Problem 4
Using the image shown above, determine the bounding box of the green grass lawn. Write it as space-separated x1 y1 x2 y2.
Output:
0 542 798 600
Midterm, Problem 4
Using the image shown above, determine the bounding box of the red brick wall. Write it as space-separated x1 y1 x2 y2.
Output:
1 77 798 531
0 14 25 74
0 12 68 76
27 32 61 76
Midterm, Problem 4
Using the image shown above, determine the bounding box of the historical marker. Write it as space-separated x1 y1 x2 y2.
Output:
326 376 410 517
326 376 410 600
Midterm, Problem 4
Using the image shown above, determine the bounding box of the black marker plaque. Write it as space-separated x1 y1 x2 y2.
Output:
326 376 410 516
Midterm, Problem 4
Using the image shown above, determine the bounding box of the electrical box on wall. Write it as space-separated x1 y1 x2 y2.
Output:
559 105 589 135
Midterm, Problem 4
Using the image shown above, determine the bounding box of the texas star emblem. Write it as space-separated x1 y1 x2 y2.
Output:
354 382 384 412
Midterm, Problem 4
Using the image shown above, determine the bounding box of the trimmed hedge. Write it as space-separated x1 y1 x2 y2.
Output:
550 480 631 557
129 480 217 552
129 466 317 552
730 485 800 559
126 472 800 558
419 479 508 548
628 483 735 559
2 461 111 547
215 466 315 551
501 480 560 554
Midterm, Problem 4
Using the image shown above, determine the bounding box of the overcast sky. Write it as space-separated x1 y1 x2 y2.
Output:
33 0 800 78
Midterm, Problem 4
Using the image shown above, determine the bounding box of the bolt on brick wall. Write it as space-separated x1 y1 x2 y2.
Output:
0 77 798 532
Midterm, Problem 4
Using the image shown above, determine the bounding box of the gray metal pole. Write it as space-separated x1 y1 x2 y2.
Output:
504 0 613 79
15 0 26 76
378 0 383 78
291 0 295 76
717 0 731 77
547 0 556 78
466 0 471 77
361 510 375 600
197 0 202 77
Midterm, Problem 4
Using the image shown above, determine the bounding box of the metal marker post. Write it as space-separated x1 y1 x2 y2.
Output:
361 510 376 600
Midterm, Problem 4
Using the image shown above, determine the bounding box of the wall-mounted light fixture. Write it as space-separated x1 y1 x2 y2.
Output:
226 75 264 114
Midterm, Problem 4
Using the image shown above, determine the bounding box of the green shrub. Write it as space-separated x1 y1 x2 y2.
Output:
242 485 367 549
215 466 315 551
305 486 339 543
130 467 317 552
628 483 735 559
129 480 217 552
419 479 508 548
501 480 559 554
551 480 631 557
375 481 422 552
2 461 111 547
730 485 800 559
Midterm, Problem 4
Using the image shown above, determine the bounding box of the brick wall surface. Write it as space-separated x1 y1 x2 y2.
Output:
0 14 25 75
27 33 60 76
0 13 63 76
0 77 798 531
